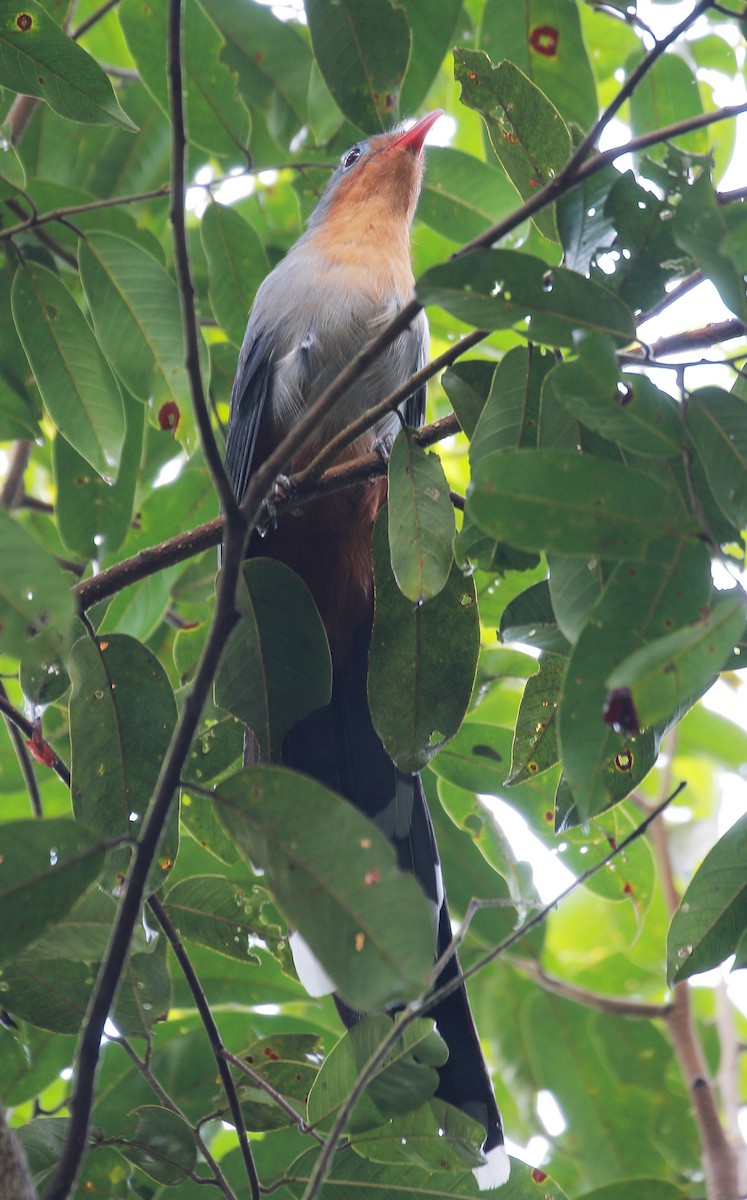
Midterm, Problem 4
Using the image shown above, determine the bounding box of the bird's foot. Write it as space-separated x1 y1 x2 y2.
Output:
257 474 293 536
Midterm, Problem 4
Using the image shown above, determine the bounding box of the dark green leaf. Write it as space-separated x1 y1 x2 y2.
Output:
0 958 94 1033
629 50 707 160
12 261 126 477
468 449 692 558
113 936 172 1036
557 165 618 275
388 429 455 603
305 0 410 130
306 1015 445 1132
0 509 75 657
213 767 436 1010
0 0 136 128
214 558 332 762
455 48 571 240
418 250 636 347
685 385 747 528
547 552 610 644
0 819 104 966
668 813 747 983
370 511 480 773
607 593 746 730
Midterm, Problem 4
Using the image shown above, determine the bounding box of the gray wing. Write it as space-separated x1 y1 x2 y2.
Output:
224 328 274 505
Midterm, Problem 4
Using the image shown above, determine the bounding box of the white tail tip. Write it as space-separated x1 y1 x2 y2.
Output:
473 1144 510 1190
289 931 336 997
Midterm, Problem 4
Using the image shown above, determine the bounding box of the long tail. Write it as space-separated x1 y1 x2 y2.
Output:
283 625 508 1189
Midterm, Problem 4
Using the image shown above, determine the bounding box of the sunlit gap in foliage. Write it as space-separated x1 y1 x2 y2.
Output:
153 453 186 490
483 797 575 905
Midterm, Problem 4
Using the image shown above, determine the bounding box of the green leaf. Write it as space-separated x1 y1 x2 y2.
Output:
305 0 410 130
161 875 265 963
19 620 76 706
306 1015 445 1133
578 1184 689 1200
236 1033 321 1133
398 0 461 115
69 633 178 881
11 261 126 478
0 819 104 966
558 542 712 819
606 593 746 731
214 558 332 763
213 767 436 1010
267 1147 565 1198
673 171 747 324
417 250 636 348
113 935 172 1036
629 50 707 159
388 429 455 603
470 345 555 467
418 147 519 245
506 654 563 784
119 0 249 155
0 958 94 1033
0 508 75 657
430 721 513 796
121 1106 196 1186
468 449 692 558
350 1098 486 1170
454 48 572 240
547 552 610 644
53 393 144 561
668 813 747 983
78 232 197 453
685 385 747 528
201 201 268 346
370 511 480 773
22 886 124 961
545 335 683 457
479 0 598 131
203 0 311 124
557 164 618 275
0 0 136 128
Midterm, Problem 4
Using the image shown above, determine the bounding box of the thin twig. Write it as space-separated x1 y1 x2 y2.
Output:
72 0 122 40
148 895 261 1200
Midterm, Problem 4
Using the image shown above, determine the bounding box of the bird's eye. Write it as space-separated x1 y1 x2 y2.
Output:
341 145 363 171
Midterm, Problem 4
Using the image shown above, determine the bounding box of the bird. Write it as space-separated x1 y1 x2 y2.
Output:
224 110 509 1191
